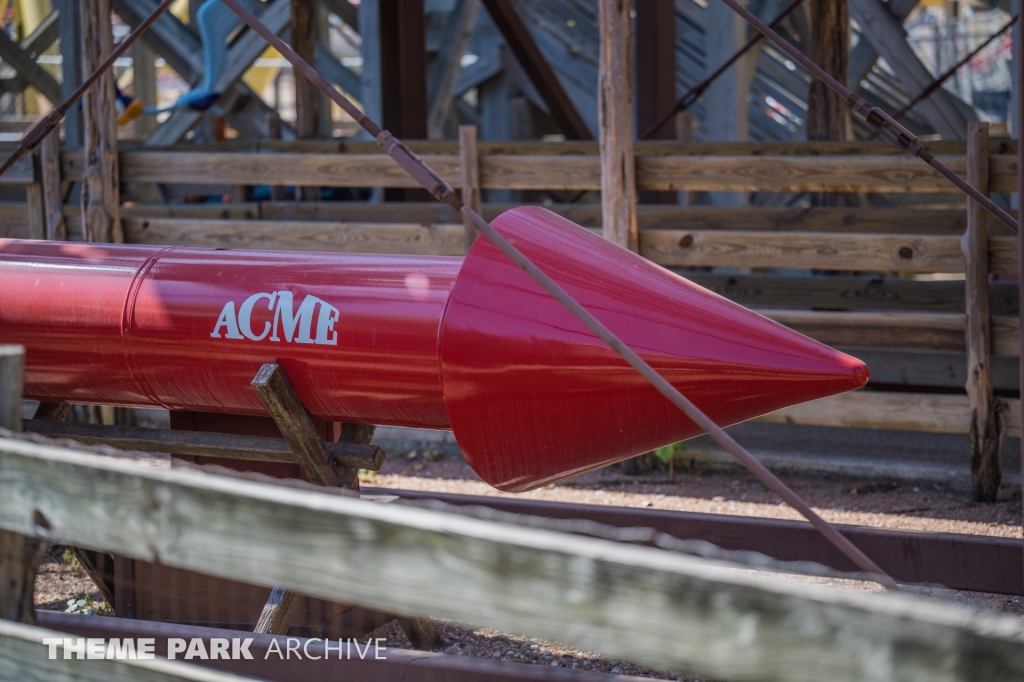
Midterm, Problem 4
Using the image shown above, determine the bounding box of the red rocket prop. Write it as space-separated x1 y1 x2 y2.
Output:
0 207 867 491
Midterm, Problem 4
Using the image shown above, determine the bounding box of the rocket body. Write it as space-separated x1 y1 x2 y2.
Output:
0 207 868 490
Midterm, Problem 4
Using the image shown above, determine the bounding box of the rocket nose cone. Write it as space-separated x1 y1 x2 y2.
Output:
440 207 869 492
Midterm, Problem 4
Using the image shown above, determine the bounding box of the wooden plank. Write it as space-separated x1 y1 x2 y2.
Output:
684 273 1017 314
844 350 1020 391
0 25 62 105
24 154 44 240
640 230 967 273
761 309 971 353
21 419 385 471
40 130 64 240
636 155 967 193
427 0 481 139
2 440 1024 681
963 123 1004 502
121 217 466 255
597 0 637 250
756 390 1022 439
0 619 255 682
990 155 1019 193
251 364 347 488
478 154 602 190
0 154 37 185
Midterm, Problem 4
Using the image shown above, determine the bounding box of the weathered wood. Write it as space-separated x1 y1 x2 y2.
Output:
251 364 349 488
0 618 256 681
292 0 319 203
0 345 45 625
122 217 467 255
427 0 480 139
641 230 968 273
757 390 1022 439
459 125 482 251
684 273 1017 314
762 309 967 354
2 440 1024 681
598 0 637 250
0 25 62 105
846 350 1020 391
40 130 65 240
24 155 44 240
80 0 122 244
0 155 37 185
963 123 1006 502
32 402 70 422
21 419 385 471
253 586 302 636
807 0 850 207
59 148 1015 194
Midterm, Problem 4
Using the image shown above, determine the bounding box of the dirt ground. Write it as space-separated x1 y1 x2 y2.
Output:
35 448 1024 681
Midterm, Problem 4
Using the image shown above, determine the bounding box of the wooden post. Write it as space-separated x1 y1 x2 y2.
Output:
24 151 45 240
0 345 48 625
80 0 122 243
963 122 1006 502
807 0 850 207
597 0 637 251
675 111 699 207
40 130 65 240
266 113 288 202
459 125 481 252
55 0 83 148
292 0 319 202
635 0 676 204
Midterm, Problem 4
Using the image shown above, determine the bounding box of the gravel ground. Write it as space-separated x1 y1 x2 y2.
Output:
33 446 1024 681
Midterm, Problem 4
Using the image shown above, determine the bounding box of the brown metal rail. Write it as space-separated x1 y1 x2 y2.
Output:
219 0 895 588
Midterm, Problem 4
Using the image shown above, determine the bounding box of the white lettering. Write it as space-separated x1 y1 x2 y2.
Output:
315 300 339 346
211 302 243 339
86 638 106 659
303 638 321 660
375 638 387 659
324 638 342 659
286 638 302 659
137 639 156 660
209 638 230 660
353 639 372 660
270 291 317 344
42 638 61 660
167 638 187 660
184 638 209 660
63 638 85 660
234 637 254 660
238 292 276 341
106 639 136 659
265 638 283 660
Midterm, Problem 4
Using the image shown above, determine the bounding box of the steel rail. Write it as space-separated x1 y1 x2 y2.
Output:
0 0 177 180
718 0 1017 232
220 0 896 589
639 0 805 141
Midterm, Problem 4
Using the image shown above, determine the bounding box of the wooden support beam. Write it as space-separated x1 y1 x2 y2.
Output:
635 0 677 205
55 0 83 148
427 0 480 139
251 364 354 489
807 0 850 206
480 0 592 140
80 0 122 244
22 419 385 470
292 0 319 202
24 151 44 240
847 0 917 89
0 25 62 105
597 0 637 251
459 124 481 251
40 130 64 240
3 441 1024 679
963 122 1006 502
0 345 47 626
848 0 969 139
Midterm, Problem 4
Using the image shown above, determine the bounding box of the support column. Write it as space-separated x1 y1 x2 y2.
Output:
131 41 158 138
55 0 83 148
635 0 676 204
80 0 122 243
380 0 428 201
704 0 751 206
598 0 637 251
292 0 319 201
0 345 48 626
807 0 850 206
459 124 481 252
964 122 1006 502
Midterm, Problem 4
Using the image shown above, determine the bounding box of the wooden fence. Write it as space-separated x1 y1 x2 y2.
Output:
2 138 1021 449
1 434 1023 682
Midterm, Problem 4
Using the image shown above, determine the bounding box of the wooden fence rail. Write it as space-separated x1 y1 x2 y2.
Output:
1 437 1023 682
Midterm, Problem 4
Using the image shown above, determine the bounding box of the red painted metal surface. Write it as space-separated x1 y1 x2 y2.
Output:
0 207 867 490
